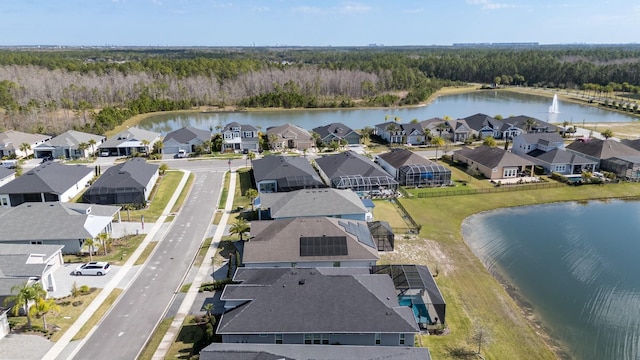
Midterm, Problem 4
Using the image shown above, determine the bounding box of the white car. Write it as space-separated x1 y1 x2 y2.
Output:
100 150 110 157
74 262 111 276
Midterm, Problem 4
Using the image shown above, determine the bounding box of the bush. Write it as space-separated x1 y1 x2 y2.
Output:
80 285 91 293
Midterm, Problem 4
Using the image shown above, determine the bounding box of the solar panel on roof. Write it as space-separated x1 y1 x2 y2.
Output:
299 236 348 256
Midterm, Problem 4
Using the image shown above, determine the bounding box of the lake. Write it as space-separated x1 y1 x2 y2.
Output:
462 200 640 360
138 90 639 135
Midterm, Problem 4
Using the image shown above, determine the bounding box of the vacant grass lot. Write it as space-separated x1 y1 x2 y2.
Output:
386 182 640 359
372 199 409 229
126 170 184 223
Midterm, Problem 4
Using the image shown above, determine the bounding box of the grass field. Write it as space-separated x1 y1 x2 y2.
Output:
385 182 640 359
126 170 184 223
138 317 174 360
63 234 145 266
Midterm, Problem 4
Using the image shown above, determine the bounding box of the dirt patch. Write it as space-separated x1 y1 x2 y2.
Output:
380 235 455 276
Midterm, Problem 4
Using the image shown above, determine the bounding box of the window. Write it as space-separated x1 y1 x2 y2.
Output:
399 333 405 345
304 334 312 344
275 334 283 344
333 261 341 267
1 198 7 206
556 165 566 172
30 241 43 245
291 262 297 268
503 168 518 178
375 333 381 345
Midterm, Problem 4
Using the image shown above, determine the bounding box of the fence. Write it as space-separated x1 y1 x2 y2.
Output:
415 182 565 198
392 199 422 234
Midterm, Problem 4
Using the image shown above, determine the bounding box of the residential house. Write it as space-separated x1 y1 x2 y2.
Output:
313 123 361 145
315 151 398 193
453 145 535 180
252 155 324 194
600 156 640 180
266 123 314 151
459 113 502 139
217 267 419 346
0 162 94 207
0 202 120 254
0 244 64 308
200 343 432 360
511 133 565 156
220 122 259 153
501 115 557 138
33 130 106 160
526 149 597 175
374 121 408 144
372 264 446 330
0 130 51 158
163 126 211 155
565 138 640 171
621 138 640 152
98 127 161 157
256 188 368 221
0 168 15 187
83 158 159 205
376 149 452 187
243 217 379 268
0 309 8 340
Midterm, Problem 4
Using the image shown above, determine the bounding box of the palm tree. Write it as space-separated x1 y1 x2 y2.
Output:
88 139 97 158
30 297 60 330
245 188 258 211
84 237 96 261
360 126 374 145
229 218 250 241
436 122 448 138
247 151 256 167
152 140 164 154
601 129 614 139
430 136 445 161
159 163 169 175
78 142 89 159
386 123 398 144
141 139 151 154
19 142 31 159
524 118 537 133
98 232 111 255
4 282 46 329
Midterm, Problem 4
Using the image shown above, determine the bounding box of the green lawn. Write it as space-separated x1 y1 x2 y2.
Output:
138 317 174 360
72 289 123 341
126 170 184 223
217 172 230 209
63 234 145 266
233 168 254 210
372 199 410 229
386 182 640 359
164 316 206 359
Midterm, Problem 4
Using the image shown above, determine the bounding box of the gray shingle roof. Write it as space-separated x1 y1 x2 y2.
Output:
244 217 379 264
0 130 51 151
99 127 160 148
200 343 432 360
530 148 593 165
460 113 501 131
252 156 324 189
87 158 159 191
502 115 557 132
315 151 391 179
266 123 312 140
0 167 15 180
567 138 640 160
517 132 564 145
223 122 257 132
312 123 356 140
163 126 211 144
378 149 434 168
621 139 640 151
0 202 120 242
455 146 534 168
258 188 366 219
217 268 419 334
0 162 92 195
42 130 105 148
0 244 64 295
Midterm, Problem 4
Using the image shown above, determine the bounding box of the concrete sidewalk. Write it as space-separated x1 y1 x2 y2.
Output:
42 170 192 360
151 170 236 359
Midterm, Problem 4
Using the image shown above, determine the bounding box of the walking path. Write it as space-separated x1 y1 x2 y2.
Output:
151 170 236 359
42 170 192 360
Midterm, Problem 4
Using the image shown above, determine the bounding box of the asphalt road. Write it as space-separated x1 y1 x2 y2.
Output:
71 165 224 360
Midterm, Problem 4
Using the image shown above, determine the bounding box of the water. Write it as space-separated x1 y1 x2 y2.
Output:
549 94 560 114
138 90 638 135
463 200 640 360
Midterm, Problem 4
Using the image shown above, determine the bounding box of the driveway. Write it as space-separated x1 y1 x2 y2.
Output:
49 263 124 299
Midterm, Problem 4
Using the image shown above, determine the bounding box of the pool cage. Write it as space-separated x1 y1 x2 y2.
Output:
398 164 451 187
331 175 398 192
276 175 326 192
83 185 146 205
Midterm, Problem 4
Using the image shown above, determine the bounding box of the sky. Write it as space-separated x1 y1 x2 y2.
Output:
1 0 639 47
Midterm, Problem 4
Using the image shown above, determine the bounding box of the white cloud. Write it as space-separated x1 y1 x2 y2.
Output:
292 6 324 14
151 0 163 6
212 1 233 9
402 7 424 14
339 2 371 14
466 0 515 10
292 1 371 15
252 6 270 12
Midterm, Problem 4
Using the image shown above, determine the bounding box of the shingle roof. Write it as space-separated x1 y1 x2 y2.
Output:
455 146 534 168
566 139 640 160
223 122 257 132
164 126 211 144
0 202 120 242
244 217 379 264
460 113 501 131
217 268 418 334
621 139 640 151
86 158 159 191
315 151 391 179
530 148 593 165
312 123 356 140
0 244 64 295
42 130 105 148
258 188 366 219
377 149 434 168
200 343 432 360
0 162 92 195
99 127 160 148
502 115 557 132
252 156 324 189
0 167 15 180
266 123 311 140
516 132 564 145
0 130 51 151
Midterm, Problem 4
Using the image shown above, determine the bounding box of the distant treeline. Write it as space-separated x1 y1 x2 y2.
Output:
1 46 640 134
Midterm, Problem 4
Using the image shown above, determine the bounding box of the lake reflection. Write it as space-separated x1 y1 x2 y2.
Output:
139 90 639 135
463 200 640 360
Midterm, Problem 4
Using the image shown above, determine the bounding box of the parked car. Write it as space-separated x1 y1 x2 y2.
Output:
0 160 18 169
100 150 110 157
74 262 111 276
174 149 187 158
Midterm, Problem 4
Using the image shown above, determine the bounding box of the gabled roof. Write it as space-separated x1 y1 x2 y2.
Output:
566 138 640 160
38 130 105 148
378 149 434 168
252 156 324 189
0 130 50 151
455 146 534 168
529 148 594 165
99 127 160 148
164 126 211 144
312 123 357 140
258 189 366 218
375 121 398 131
0 162 92 195
0 167 15 180
0 244 64 295
0 202 120 242
200 343 432 360
460 113 501 132
245 217 379 264
620 138 640 151
222 122 257 132
502 115 557 132
86 158 159 191
401 122 424 136
266 123 312 140
217 268 418 334
515 132 564 146
315 151 390 179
